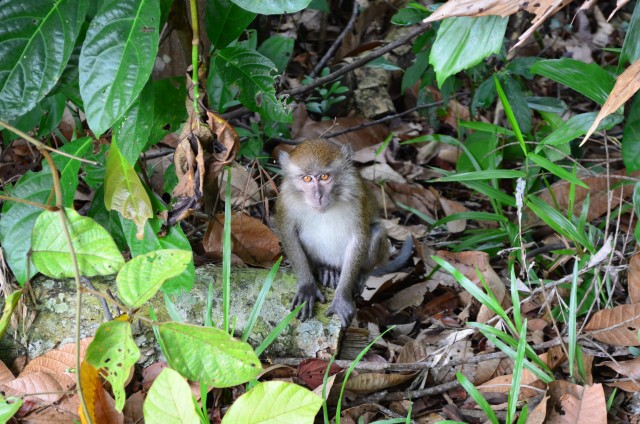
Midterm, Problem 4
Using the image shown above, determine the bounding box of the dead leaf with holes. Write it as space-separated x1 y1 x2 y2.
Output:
203 212 280 267
581 57 640 146
584 303 640 346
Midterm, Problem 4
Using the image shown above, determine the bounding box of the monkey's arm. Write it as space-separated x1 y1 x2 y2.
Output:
280 220 325 321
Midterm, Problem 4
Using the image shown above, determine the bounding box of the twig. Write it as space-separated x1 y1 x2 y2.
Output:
81 277 113 321
310 1 359 78
324 100 446 138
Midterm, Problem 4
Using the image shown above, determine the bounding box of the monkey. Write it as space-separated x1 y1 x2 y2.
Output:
275 138 411 328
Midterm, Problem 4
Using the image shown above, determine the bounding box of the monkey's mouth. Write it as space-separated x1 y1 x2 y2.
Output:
310 200 331 212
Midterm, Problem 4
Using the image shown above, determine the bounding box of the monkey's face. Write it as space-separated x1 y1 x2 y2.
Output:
298 173 334 212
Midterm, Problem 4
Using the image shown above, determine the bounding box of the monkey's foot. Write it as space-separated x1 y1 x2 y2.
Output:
325 294 356 328
291 284 325 321
318 266 340 288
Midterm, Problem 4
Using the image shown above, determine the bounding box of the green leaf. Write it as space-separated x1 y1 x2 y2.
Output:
47 137 93 207
402 50 430 93
158 322 261 387
79 0 160 135
0 290 22 340
113 81 155 165
0 170 52 284
503 75 531 134
258 36 294 74
623 93 640 172
105 140 153 238
143 368 200 424
150 78 187 144
120 217 194 294
86 319 140 411
0 0 87 120
222 381 323 424
0 396 21 423
215 47 291 122
531 59 615 105
528 152 588 189
117 249 192 308
391 3 430 26
206 0 256 50
434 170 525 182
539 112 623 148
31 208 125 277
526 195 594 252
430 16 507 87
229 0 312 15
456 373 499 424
88 184 127 251
619 0 640 69
526 96 568 114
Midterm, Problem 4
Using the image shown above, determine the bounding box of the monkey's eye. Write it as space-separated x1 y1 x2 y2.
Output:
319 174 330 181
302 175 312 183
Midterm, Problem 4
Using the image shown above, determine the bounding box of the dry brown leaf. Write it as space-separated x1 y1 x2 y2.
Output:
628 253 640 303
383 282 428 313
220 162 261 206
423 0 572 49
21 339 93 391
298 359 341 390
386 182 439 220
93 387 124 424
0 360 14 385
527 395 549 424
584 303 640 346
525 170 638 227
344 372 416 394
379 218 428 240
359 163 406 184
203 213 280 267
122 391 145 424
439 197 468 233
436 250 506 323
23 394 80 422
79 360 99 424
581 57 640 146
546 382 606 423
3 372 64 403
599 357 640 380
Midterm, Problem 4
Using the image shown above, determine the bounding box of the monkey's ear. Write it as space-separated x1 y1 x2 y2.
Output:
340 143 353 161
279 150 291 168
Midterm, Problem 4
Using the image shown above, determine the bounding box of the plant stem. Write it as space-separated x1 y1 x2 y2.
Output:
189 0 200 115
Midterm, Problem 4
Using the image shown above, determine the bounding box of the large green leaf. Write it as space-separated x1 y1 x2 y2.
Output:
230 0 312 15
86 319 140 411
79 0 160 135
0 170 52 284
46 137 93 207
539 112 624 149
31 208 125 277
117 249 192 308
143 368 199 424
149 78 187 144
120 217 194 294
0 0 87 119
430 16 508 87
258 35 294 74
104 140 153 238
215 47 291 123
531 59 615 105
158 323 261 387
206 0 256 50
623 93 640 172
222 381 323 424
113 81 154 165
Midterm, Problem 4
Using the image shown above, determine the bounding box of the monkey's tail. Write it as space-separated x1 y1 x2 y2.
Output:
371 236 414 276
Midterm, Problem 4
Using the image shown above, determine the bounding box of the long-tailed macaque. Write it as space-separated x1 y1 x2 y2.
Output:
275 138 400 327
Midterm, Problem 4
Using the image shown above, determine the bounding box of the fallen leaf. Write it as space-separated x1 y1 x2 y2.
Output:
629 254 640 303
584 303 640 346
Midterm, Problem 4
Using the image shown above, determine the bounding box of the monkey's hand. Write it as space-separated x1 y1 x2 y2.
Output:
291 281 325 321
325 291 355 328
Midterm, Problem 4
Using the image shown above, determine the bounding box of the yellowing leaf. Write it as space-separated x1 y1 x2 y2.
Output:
105 140 152 239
